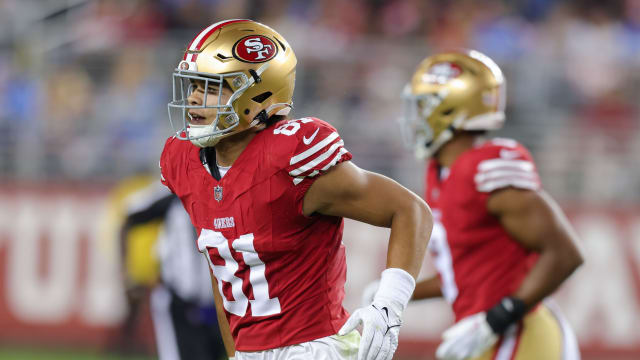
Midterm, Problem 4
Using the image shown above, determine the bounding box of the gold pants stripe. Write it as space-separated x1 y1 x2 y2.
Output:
472 302 580 360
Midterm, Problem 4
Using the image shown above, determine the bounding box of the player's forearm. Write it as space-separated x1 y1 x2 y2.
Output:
490 190 583 309
513 241 583 309
211 275 236 357
386 199 433 278
411 275 442 300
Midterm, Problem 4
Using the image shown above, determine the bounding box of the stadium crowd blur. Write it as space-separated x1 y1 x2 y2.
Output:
0 0 638 206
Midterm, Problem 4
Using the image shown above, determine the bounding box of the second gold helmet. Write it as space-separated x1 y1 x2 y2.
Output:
400 50 506 158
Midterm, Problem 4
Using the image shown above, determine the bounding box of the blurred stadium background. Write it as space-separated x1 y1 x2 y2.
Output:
0 0 639 359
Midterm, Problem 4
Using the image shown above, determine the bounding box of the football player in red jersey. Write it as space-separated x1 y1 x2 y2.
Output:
389 50 584 360
159 19 433 360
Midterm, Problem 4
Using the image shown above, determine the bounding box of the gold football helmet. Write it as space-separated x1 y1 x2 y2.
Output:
400 50 506 158
168 19 297 147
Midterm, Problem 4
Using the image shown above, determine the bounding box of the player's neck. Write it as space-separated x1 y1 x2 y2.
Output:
435 133 478 167
214 130 259 167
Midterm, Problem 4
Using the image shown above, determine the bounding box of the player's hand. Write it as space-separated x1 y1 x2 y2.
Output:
435 312 497 360
339 299 401 360
339 268 415 360
436 296 526 360
360 280 380 307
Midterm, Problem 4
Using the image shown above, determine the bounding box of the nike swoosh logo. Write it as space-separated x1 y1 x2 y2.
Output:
303 128 320 145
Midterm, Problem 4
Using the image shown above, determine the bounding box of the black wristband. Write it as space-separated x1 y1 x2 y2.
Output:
485 296 526 334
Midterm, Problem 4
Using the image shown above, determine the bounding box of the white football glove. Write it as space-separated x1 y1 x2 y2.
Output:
360 280 380 307
339 268 415 360
435 312 498 360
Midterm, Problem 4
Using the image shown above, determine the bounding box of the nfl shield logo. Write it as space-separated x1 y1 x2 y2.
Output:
214 185 223 202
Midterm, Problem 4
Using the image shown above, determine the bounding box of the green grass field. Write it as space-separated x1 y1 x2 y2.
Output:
0 348 155 360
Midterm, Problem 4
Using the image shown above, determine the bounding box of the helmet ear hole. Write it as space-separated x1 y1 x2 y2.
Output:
442 108 454 116
251 91 273 103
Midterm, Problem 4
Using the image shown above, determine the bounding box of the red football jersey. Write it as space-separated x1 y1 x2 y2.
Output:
424 138 541 321
159 117 352 351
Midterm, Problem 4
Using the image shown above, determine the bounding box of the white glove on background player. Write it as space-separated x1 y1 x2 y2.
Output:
436 297 526 360
435 312 497 360
339 268 415 360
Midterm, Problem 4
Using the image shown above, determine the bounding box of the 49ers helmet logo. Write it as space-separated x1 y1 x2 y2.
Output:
233 35 278 63
422 62 463 85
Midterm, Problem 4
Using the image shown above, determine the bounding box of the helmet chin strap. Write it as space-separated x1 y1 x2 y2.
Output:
266 102 293 117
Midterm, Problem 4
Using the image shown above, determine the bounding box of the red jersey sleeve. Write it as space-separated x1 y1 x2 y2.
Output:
278 117 352 185
270 117 352 213
159 136 177 194
473 138 541 193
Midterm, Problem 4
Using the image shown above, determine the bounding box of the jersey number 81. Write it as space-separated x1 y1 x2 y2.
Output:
198 229 281 317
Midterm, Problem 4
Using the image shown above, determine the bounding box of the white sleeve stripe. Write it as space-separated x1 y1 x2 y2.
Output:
321 147 349 171
289 132 339 165
477 178 539 192
475 169 537 183
477 159 534 172
477 165 536 175
477 175 538 188
478 165 535 176
292 170 319 185
291 148 348 186
289 140 344 176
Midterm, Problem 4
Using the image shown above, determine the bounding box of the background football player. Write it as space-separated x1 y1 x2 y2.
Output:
159 19 433 360
365 50 584 360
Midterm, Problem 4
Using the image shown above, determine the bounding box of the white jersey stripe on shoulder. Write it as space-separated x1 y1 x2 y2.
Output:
291 148 348 185
495 324 520 360
490 138 518 148
478 159 534 173
321 147 349 171
477 178 539 193
292 170 320 186
475 169 537 184
290 132 339 165
289 140 344 176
